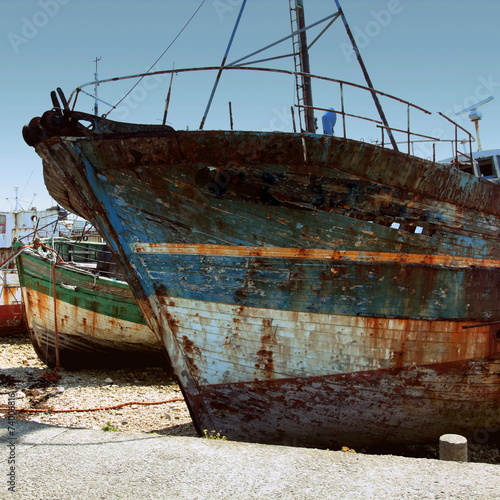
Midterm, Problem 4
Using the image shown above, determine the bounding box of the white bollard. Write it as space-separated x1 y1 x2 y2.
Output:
439 434 468 462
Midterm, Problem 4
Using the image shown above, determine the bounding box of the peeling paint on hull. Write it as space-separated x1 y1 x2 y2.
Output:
152 295 499 447
16 246 163 368
24 111 500 447
196 355 500 448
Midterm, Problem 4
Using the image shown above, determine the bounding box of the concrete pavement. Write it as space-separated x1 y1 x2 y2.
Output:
1 417 499 499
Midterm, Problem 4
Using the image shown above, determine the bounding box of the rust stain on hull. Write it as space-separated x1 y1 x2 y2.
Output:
194 355 500 448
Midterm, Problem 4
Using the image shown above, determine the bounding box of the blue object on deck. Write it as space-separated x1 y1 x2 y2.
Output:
322 108 337 135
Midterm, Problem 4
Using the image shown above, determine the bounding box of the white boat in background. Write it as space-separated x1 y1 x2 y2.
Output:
441 148 500 183
0 203 65 334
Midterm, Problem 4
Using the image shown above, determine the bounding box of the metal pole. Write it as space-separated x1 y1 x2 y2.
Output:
295 0 315 133
14 187 20 212
407 105 410 155
334 0 398 151
340 82 346 138
162 68 175 126
474 120 482 151
199 0 248 130
93 57 101 116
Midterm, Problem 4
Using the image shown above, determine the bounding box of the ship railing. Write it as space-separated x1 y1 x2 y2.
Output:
301 88 474 169
39 239 126 281
69 65 475 167
436 112 476 170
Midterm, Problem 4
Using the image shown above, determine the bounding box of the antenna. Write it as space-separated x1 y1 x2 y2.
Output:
14 187 20 211
93 56 102 116
455 96 493 151
29 193 37 210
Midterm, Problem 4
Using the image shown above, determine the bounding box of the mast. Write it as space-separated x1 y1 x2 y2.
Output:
455 96 494 152
14 187 20 212
291 0 316 133
93 56 101 116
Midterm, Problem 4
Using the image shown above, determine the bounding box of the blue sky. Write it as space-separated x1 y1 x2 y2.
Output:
1 0 499 211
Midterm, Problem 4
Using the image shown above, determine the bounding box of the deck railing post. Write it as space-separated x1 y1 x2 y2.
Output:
340 82 346 139
407 105 411 155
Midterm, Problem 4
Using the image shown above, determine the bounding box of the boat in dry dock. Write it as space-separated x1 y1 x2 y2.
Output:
22 0 499 448
1 203 65 335
15 238 164 369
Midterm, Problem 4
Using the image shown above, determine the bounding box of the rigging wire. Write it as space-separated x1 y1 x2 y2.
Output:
19 171 34 207
104 0 207 118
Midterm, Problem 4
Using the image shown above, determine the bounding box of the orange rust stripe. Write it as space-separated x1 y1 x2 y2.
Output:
132 243 500 269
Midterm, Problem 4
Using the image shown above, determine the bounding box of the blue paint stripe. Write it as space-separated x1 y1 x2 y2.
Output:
130 253 498 321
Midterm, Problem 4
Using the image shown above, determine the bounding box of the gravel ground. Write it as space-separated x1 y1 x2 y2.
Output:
0 332 196 437
1 332 499 465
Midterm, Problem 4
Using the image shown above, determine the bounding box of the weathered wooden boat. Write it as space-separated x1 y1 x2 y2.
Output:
22 1 499 448
15 238 164 369
1 203 65 335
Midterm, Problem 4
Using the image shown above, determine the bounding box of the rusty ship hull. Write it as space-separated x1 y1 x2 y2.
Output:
22 112 500 447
